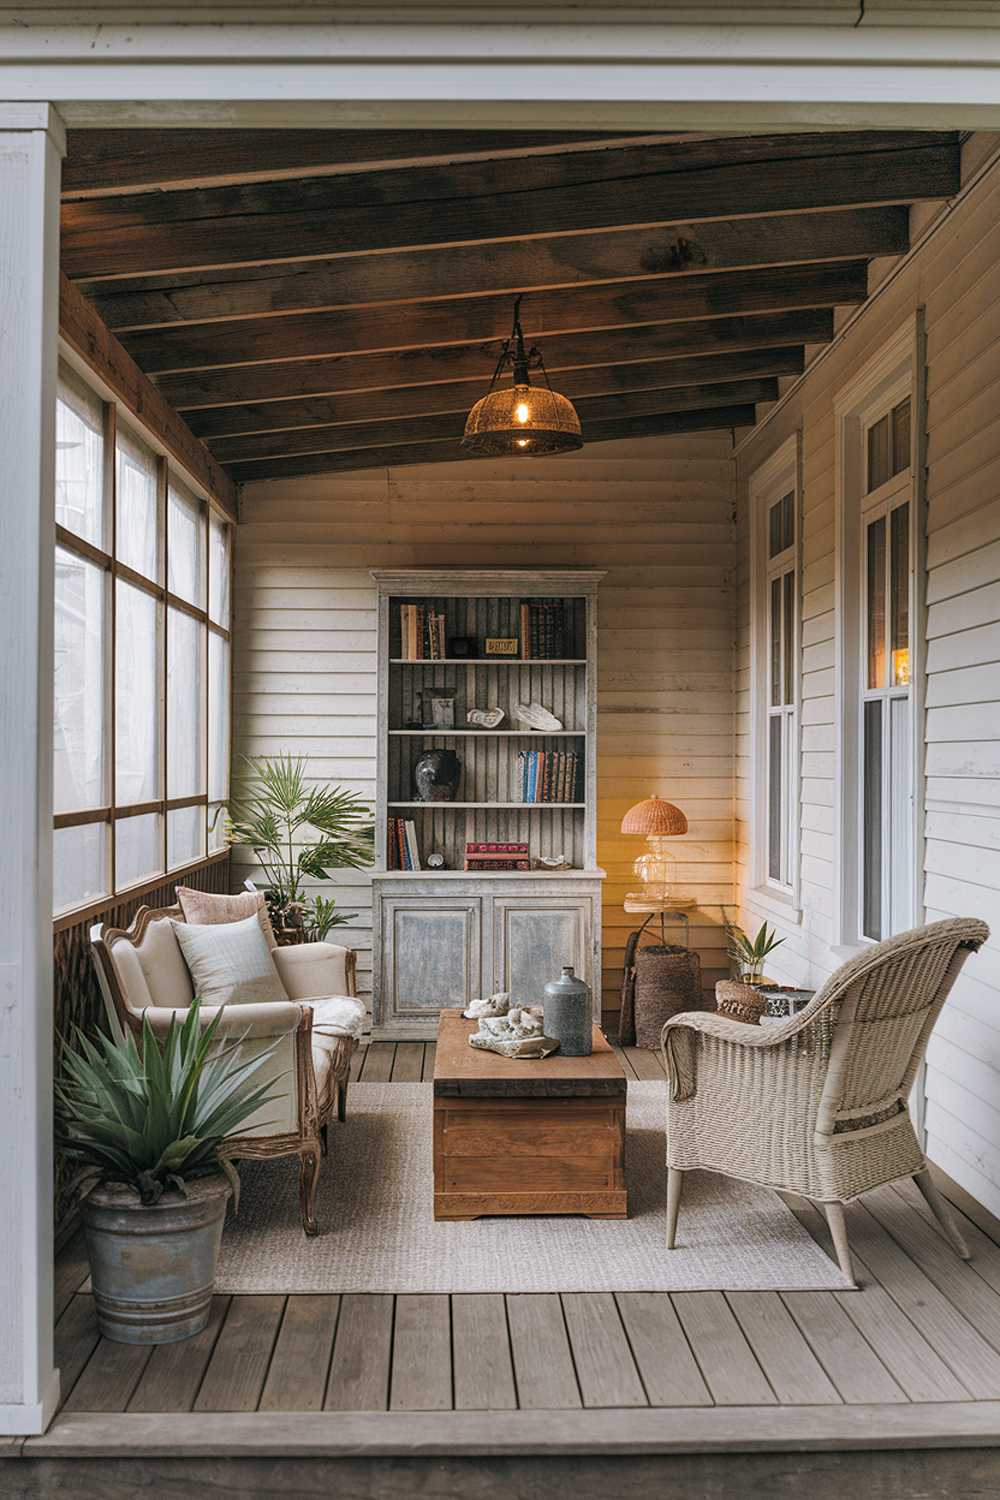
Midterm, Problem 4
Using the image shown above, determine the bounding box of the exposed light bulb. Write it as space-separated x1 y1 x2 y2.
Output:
515 401 530 424
516 437 530 448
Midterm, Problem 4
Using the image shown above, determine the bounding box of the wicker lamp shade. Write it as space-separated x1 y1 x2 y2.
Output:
620 796 688 837
463 382 583 458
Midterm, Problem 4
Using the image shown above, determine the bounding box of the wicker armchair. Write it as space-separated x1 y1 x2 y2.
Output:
661 918 989 1284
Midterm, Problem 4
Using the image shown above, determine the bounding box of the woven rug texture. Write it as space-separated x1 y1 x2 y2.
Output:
214 1081 850 1293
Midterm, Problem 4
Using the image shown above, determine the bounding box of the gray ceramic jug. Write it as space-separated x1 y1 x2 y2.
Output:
543 965 593 1056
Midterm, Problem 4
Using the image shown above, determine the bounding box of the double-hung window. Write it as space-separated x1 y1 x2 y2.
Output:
860 395 913 940
834 316 921 949
750 436 800 904
53 361 233 919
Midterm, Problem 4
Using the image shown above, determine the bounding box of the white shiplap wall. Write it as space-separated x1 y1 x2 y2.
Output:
735 138 1000 1216
233 432 737 1017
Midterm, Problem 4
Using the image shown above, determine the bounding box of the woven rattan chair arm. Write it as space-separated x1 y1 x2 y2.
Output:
660 1009 806 1101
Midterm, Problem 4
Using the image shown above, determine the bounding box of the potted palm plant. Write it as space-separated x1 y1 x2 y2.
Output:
57 999 283 1345
717 920 786 1024
227 753 374 943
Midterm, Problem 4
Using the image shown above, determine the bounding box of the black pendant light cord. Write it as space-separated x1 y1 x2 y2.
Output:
487 295 532 392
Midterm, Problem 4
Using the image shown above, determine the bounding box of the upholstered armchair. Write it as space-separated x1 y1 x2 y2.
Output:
661 918 989 1285
89 896 364 1235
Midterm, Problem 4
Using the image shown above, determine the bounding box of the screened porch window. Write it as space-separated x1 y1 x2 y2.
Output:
860 396 913 941
53 363 233 917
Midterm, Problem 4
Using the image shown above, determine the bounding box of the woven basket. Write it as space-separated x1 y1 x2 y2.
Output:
634 945 703 1049
715 978 767 1026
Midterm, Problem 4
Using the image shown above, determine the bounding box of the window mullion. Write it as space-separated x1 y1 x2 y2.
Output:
105 399 118 898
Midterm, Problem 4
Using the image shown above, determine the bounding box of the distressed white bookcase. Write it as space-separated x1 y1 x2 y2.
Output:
371 569 605 1040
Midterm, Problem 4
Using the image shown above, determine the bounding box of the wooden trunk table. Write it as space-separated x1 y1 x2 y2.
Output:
432 1010 628 1220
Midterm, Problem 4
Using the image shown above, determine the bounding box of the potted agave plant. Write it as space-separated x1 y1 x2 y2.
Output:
227 753 374 944
717 920 786 1025
56 999 283 1345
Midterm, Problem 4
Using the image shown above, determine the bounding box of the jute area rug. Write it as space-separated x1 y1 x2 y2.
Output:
214 1081 850 1293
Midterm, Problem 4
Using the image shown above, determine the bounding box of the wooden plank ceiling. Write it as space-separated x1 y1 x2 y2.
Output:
61 127 961 481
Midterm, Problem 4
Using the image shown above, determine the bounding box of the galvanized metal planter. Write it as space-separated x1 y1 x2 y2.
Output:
82 1174 232 1345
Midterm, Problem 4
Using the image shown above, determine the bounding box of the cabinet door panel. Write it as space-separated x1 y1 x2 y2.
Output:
493 897 591 1010
383 896 481 1025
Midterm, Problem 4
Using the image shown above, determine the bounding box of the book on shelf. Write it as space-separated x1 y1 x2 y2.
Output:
387 816 421 870
464 858 531 871
463 839 529 871
519 598 571 660
516 749 580 803
399 603 446 661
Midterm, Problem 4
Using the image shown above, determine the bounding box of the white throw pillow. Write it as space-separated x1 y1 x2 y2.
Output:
172 912 288 1007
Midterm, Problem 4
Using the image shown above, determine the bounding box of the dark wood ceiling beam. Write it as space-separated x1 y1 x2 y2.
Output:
227 404 758 484
61 133 958 281
88 207 909 332
124 261 867 375
62 128 645 198
157 307 834 411
188 346 804 441
209 377 778 465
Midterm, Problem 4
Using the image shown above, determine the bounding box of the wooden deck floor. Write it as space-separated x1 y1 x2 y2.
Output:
44 1042 1000 1423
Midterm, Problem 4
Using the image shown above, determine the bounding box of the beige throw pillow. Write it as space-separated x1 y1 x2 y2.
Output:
172 912 288 1007
176 885 277 950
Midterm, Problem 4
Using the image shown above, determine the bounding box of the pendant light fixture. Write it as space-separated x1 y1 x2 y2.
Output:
462 296 584 458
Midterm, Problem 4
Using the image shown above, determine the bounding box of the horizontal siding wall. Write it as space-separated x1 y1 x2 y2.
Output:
233 433 737 1018
735 138 1000 1217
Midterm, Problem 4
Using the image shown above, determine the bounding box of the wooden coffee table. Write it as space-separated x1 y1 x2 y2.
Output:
432 1010 628 1220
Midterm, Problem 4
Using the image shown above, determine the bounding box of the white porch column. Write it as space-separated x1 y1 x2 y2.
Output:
0 102 64 1436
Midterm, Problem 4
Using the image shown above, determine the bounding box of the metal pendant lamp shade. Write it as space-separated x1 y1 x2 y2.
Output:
463 297 583 458
620 796 689 837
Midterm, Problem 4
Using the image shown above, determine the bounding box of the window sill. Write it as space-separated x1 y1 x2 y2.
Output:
748 886 803 926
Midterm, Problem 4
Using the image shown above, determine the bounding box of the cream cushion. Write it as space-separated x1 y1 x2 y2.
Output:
173 912 287 1007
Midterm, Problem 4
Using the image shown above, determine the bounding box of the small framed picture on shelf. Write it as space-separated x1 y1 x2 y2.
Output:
484 636 519 657
429 695 456 729
448 636 472 658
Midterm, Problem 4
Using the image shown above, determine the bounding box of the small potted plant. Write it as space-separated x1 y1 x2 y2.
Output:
717 921 786 1024
57 999 283 1345
227 753 374 943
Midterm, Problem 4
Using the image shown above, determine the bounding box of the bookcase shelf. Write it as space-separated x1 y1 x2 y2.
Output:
388 801 586 810
388 729 584 738
371 569 605 1038
389 658 587 666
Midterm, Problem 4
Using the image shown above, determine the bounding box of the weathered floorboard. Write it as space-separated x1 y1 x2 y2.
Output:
614 1292 712 1407
390 1296 452 1412
259 1295 340 1412
324 1294 393 1412
672 1291 776 1407
127 1296 230 1414
561 1293 647 1408
194 1295 285 1412
506 1293 582 1410
451 1294 518 1412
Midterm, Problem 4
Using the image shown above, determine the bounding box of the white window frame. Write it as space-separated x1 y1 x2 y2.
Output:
833 312 926 953
749 434 802 920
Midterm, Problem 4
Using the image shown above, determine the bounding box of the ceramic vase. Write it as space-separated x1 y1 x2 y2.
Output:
543 965 593 1056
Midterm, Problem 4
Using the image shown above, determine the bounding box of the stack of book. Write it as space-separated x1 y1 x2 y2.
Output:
464 841 530 872
399 603 446 660
519 599 570 659
517 749 580 803
387 817 421 870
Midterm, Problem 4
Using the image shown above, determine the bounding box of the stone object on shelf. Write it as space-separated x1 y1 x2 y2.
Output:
513 701 563 732
468 1005 560 1059
467 706 505 729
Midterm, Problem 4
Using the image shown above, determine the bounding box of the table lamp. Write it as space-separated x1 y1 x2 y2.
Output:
620 795 693 908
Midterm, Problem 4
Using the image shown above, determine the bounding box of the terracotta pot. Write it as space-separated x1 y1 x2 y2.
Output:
715 978 767 1026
